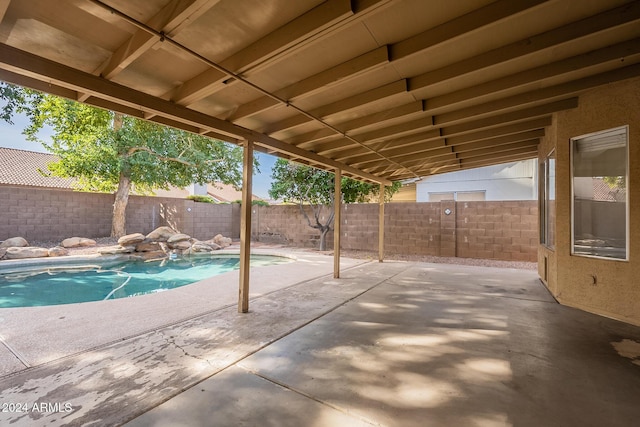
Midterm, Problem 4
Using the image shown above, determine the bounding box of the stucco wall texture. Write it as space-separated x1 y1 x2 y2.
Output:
539 76 640 326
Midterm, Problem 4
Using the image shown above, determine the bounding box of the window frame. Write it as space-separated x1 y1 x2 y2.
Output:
539 150 555 250
570 125 629 261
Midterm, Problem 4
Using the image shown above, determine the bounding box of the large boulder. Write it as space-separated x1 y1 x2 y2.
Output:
48 246 69 257
200 240 222 251
168 241 191 251
97 245 135 255
146 226 178 242
167 233 191 244
213 234 232 248
61 237 97 248
135 240 161 252
118 233 146 246
0 237 29 248
5 247 49 259
191 242 218 253
0 248 6 259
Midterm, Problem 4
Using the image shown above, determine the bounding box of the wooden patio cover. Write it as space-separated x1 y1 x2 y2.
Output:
1 0 638 310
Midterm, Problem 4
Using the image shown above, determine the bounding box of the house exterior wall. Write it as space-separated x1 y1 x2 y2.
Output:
416 160 537 201
539 76 640 326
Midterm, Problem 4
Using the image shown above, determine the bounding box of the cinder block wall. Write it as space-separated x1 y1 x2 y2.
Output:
0 186 537 261
253 201 538 261
0 187 234 242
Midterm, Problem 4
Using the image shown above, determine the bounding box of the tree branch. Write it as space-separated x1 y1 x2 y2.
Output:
125 146 222 166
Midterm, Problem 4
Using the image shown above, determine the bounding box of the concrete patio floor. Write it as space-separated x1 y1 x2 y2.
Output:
1 253 640 426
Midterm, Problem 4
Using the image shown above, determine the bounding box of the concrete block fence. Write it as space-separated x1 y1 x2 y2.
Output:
0 186 537 261
251 200 537 262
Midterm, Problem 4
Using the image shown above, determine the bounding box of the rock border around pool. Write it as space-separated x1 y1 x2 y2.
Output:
0 227 234 262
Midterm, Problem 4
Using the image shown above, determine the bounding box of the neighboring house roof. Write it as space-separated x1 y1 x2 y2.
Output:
592 177 626 202
207 183 262 203
0 147 75 189
0 147 265 201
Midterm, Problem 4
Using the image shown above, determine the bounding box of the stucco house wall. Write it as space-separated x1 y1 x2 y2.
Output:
416 160 537 202
539 75 640 326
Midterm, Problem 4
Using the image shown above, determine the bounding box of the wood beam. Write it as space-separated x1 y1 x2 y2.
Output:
334 168 341 279
170 0 355 105
440 98 578 136
390 0 547 61
434 64 640 125
264 80 408 134
450 130 544 151
409 1 640 90
229 0 544 121
426 38 640 111
290 100 424 149
444 117 552 145
0 43 390 185
238 140 253 313
229 46 390 121
98 0 216 79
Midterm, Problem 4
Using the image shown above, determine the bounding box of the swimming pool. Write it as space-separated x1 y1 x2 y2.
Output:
0 254 292 308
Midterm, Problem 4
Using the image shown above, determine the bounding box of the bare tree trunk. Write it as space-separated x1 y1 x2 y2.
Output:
110 113 129 238
319 226 330 251
111 172 131 237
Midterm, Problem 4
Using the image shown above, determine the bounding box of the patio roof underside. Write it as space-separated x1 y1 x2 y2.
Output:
1 0 639 184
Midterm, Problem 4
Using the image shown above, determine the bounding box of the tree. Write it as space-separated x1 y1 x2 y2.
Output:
1 83 252 237
269 159 400 250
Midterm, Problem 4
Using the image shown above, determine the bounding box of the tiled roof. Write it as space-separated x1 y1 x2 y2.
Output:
207 183 262 202
0 147 76 189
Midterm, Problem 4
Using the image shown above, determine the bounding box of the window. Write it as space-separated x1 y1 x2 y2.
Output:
429 192 454 202
571 126 628 260
428 191 485 202
539 151 555 248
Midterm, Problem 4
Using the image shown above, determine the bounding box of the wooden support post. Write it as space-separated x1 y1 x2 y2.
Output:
238 140 253 313
333 168 341 278
379 184 385 263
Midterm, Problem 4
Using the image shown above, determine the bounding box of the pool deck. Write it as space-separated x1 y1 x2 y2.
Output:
1 248 640 426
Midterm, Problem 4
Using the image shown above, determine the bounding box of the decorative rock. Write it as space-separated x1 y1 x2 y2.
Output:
134 250 168 261
97 245 135 255
61 237 97 248
5 247 49 259
191 242 216 253
201 240 222 251
135 241 161 252
213 234 232 248
118 233 146 246
48 246 69 257
167 233 191 244
0 237 29 248
168 241 191 251
0 248 6 259
146 226 178 242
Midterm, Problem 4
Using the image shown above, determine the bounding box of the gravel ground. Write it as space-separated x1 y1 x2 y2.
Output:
21 238 536 270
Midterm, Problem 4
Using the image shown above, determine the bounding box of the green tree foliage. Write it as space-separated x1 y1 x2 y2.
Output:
269 159 400 250
1 83 252 237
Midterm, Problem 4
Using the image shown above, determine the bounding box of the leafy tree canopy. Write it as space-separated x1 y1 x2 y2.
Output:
268 159 400 250
268 158 399 204
18 94 247 194
1 82 254 236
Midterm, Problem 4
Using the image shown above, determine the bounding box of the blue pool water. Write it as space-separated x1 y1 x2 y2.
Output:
0 255 292 308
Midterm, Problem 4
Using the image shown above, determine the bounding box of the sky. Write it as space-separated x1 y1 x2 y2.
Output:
0 112 277 199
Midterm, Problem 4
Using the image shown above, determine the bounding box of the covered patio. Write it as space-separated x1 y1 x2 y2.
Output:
1 255 639 426
1 0 640 425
